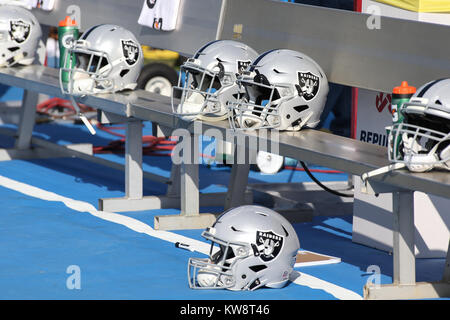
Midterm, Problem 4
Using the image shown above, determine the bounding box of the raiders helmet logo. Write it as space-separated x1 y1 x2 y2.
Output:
256 230 284 262
147 0 157 9
298 71 320 101
237 60 251 75
121 39 140 66
9 19 31 44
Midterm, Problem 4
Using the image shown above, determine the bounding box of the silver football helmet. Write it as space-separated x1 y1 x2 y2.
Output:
172 40 258 121
188 205 300 291
386 79 450 172
60 24 143 95
228 49 329 131
0 5 42 67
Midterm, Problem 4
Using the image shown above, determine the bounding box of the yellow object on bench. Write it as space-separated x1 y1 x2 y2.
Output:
374 0 450 12
142 45 179 61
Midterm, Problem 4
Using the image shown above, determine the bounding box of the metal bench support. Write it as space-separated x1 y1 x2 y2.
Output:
363 182 450 299
392 190 415 285
15 90 39 150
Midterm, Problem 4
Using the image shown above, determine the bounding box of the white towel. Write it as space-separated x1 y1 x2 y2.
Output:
138 0 181 32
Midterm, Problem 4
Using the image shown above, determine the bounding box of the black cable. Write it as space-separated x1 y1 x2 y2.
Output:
299 161 354 198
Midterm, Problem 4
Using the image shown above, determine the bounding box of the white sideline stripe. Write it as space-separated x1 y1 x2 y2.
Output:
0 174 363 300
0 175 211 255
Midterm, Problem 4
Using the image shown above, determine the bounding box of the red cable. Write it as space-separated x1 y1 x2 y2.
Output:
36 97 93 118
94 122 178 156
95 123 126 138
35 98 175 156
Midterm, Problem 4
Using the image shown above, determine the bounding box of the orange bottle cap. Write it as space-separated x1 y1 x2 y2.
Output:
393 81 416 94
59 16 77 27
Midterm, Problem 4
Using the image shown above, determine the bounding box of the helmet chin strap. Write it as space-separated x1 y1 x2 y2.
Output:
198 113 229 122
404 156 435 172
197 106 230 122
68 95 97 135
403 141 442 172
0 52 25 68
177 91 205 115
177 92 229 121
402 133 424 154
197 265 223 288
71 77 95 95
234 115 263 130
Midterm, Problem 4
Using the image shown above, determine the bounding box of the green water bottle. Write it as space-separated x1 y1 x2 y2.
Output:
58 16 79 84
389 81 416 159
391 81 416 125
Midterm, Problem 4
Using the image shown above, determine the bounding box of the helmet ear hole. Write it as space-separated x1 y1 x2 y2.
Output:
120 69 130 78
253 73 270 86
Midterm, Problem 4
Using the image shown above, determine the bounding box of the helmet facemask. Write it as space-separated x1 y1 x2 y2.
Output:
60 40 114 96
172 59 236 121
387 100 450 172
188 229 259 290
228 74 296 130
